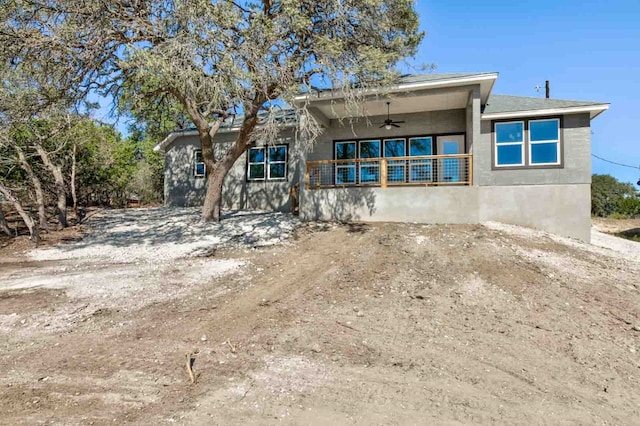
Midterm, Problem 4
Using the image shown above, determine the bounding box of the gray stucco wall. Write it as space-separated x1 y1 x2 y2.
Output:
475 113 592 186
164 129 300 211
300 183 591 242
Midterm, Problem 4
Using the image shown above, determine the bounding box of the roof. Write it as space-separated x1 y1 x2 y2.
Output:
295 72 499 116
154 108 298 152
396 72 498 84
483 94 609 120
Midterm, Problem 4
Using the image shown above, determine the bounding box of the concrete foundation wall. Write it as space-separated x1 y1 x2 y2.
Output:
301 183 591 242
300 186 479 224
164 130 299 211
478 184 591 242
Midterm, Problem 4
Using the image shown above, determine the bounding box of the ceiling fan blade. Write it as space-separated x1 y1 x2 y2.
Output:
391 123 400 128
392 121 405 124
379 124 386 128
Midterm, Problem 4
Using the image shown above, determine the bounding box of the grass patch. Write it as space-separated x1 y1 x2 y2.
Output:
615 228 640 243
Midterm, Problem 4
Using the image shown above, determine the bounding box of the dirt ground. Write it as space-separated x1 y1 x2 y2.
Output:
1 210 640 425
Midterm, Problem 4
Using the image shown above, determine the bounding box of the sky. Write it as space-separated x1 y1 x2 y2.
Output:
405 0 640 185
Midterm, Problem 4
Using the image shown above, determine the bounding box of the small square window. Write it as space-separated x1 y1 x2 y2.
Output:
194 150 206 177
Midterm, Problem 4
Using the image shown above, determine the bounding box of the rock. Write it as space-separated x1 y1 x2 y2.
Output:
200 335 207 342
311 343 322 353
356 311 365 317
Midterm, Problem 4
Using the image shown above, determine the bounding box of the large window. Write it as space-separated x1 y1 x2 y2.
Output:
247 144 288 181
384 138 407 182
194 150 206 177
494 118 561 168
529 119 560 165
495 122 525 167
359 140 381 183
335 141 356 184
408 136 433 182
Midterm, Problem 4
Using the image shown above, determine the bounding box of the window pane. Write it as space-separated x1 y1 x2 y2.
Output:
359 164 379 183
385 139 406 157
195 150 202 163
388 164 406 182
336 142 356 160
531 142 558 164
359 140 380 158
269 163 286 179
249 148 265 163
410 161 432 182
195 163 205 176
336 166 355 184
530 120 559 142
495 122 524 144
496 144 523 165
269 146 287 162
409 137 432 156
442 141 459 155
249 164 265 179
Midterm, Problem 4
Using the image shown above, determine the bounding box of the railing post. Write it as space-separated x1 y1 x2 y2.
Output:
380 158 388 189
305 163 310 189
468 155 473 185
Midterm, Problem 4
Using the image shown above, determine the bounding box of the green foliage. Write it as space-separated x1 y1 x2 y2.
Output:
591 174 640 218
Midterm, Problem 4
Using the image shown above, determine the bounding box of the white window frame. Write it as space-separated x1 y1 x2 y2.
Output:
247 147 266 181
408 136 433 183
267 145 288 180
194 149 206 177
383 138 407 183
528 118 561 166
494 121 525 167
335 141 356 185
358 139 381 184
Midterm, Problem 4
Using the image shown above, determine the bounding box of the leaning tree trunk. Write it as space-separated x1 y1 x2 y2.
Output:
0 183 39 242
199 117 258 222
14 144 48 231
0 208 10 236
34 142 67 229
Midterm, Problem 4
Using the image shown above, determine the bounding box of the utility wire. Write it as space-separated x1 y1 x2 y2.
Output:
592 153 640 170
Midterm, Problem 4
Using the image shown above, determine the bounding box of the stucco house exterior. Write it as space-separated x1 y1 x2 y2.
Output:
155 73 609 242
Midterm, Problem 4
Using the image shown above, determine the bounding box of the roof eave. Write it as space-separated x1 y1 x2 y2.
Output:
293 73 499 105
153 123 299 152
481 104 610 121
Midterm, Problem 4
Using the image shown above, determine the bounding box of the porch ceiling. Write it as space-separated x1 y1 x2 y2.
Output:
313 90 471 120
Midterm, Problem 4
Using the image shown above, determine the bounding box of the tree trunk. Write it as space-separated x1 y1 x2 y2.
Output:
0 208 11 236
34 142 67 229
201 159 236 222
0 183 39 242
14 144 49 231
71 142 78 222
198 118 258 222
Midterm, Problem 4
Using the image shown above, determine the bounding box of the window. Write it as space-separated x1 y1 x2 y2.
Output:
194 150 206 177
494 118 561 168
495 121 525 167
359 140 381 183
247 144 288 181
529 119 560 165
408 137 433 182
384 138 407 182
335 141 356 184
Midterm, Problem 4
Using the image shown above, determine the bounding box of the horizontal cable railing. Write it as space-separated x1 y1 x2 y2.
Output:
305 154 472 189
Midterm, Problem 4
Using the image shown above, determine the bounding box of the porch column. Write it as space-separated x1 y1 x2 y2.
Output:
469 86 481 186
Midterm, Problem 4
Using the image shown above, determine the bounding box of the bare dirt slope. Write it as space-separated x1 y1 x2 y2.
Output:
1 210 640 425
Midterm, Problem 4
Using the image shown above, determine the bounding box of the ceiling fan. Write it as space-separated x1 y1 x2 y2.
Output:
379 101 405 129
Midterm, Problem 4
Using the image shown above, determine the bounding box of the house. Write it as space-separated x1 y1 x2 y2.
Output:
155 73 609 242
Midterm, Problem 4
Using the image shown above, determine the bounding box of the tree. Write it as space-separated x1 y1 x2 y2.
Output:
1 0 423 221
591 174 640 217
